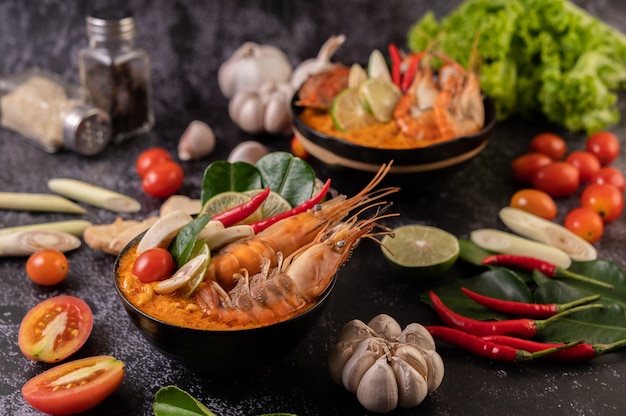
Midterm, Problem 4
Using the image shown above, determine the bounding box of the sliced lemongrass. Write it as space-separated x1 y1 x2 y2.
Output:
136 210 192 253
199 223 254 251
0 192 86 214
0 230 81 256
47 178 141 213
154 253 209 295
498 207 597 261
470 228 571 269
0 220 92 236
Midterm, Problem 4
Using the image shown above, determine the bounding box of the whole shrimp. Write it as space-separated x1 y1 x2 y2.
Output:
195 213 390 328
202 162 398 291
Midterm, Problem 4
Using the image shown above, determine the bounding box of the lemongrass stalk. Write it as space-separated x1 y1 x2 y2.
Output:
0 192 86 214
0 230 81 256
48 178 141 213
0 220 92 236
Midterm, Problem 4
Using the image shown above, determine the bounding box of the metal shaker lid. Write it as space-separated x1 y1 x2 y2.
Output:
63 105 112 156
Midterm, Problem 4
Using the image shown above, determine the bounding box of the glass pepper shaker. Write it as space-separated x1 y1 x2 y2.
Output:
78 9 155 143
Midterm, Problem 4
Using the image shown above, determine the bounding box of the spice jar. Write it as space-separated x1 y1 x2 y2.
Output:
0 68 112 156
78 8 155 143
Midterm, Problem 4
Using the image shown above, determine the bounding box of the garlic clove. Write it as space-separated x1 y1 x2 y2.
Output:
367 314 402 341
336 319 378 343
392 344 430 380
177 120 216 161
227 140 268 164
391 356 429 409
328 340 357 384
341 337 386 393
263 95 292 135
229 92 264 134
419 347 445 393
356 356 398 414
398 322 437 351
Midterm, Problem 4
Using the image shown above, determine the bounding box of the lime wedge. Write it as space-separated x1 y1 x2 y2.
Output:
381 225 460 279
198 191 263 223
359 78 402 123
244 189 292 219
348 63 368 88
331 87 377 132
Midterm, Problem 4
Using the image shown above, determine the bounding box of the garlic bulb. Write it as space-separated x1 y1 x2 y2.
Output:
228 81 294 135
218 42 293 98
290 34 346 89
328 314 444 413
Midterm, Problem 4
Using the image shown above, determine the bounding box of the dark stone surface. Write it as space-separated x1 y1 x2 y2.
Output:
1 1 626 415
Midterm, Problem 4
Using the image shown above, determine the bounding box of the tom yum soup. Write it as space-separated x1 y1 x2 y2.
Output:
296 50 485 149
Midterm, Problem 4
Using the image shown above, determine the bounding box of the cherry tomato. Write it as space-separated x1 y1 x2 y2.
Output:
591 166 625 192
18 295 93 363
136 147 172 177
511 152 552 184
510 189 558 220
564 207 604 243
586 131 620 165
532 162 580 197
565 150 601 183
142 160 185 198
25 249 69 286
132 248 176 283
529 132 567 160
290 136 309 159
580 183 624 222
22 355 124 415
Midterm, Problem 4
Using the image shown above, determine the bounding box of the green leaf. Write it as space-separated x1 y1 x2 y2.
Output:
200 161 263 205
153 386 216 416
169 215 212 268
458 238 491 266
255 152 315 207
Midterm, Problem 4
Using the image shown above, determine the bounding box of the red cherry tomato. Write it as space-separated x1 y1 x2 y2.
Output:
591 166 625 192
142 160 185 198
509 189 558 220
136 147 172 177
564 207 604 243
22 355 124 415
132 248 176 283
580 183 624 223
290 136 309 159
25 249 69 286
511 152 552 184
565 150 601 183
532 162 580 197
586 131 620 165
18 295 93 363
530 132 567 160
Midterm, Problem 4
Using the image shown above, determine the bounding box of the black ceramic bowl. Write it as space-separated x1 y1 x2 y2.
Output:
291 91 496 174
113 233 336 372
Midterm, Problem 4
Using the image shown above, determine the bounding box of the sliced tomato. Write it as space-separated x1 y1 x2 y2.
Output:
18 295 93 363
22 355 124 415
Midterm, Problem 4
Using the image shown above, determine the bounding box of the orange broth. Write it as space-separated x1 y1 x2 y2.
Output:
117 245 314 331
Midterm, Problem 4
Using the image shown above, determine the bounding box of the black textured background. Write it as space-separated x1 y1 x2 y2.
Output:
2 1 626 415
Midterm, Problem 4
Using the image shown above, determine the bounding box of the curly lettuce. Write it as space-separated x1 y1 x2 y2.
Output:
407 0 626 133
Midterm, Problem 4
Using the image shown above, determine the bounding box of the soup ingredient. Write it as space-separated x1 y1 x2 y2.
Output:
330 87 377 131
511 153 552 184
380 224 459 278
142 160 185 198
0 192 86 214
199 192 264 223
358 77 402 123
136 147 172 177
154 386 217 416
348 63 368 88
591 166 625 192
84 216 158 256
48 178 141 213
211 188 271 225
227 140 268 164
586 130 620 165
367 49 392 81
291 34 346 89
0 219 92 236
0 230 81 257
22 355 124 415
498 207 597 261
481 254 612 288
228 81 294 135
509 189 557 220
580 183 624 222
177 120 216 161
297 66 350 110
461 287 601 319
132 248 176 283
529 133 567 160
565 151 601 183
18 295 93 363
532 162 580 197
218 42 292 99
25 249 69 286
155 244 209 297
327 314 443 413
137 211 194 253
564 207 604 243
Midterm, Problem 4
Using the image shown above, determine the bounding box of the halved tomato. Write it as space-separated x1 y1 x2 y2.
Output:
18 295 93 363
22 355 124 415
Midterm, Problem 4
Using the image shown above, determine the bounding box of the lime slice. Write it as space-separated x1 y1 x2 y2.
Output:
198 191 263 223
359 78 402 123
381 225 460 279
244 189 292 219
331 87 377 132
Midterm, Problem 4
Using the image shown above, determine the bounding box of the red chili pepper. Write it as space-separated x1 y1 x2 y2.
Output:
482 254 614 289
400 52 424 93
249 179 331 234
211 187 271 227
388 43 403 88
481 335 626 363
428 291 604 338
461 287 601 319
425 325 580 362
